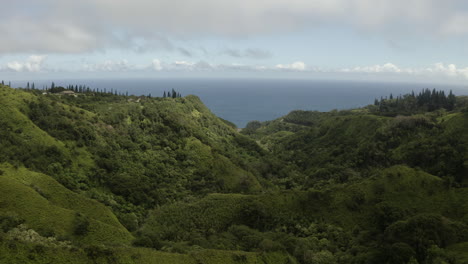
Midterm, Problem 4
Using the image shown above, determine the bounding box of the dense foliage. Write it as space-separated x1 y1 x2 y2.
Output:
0 84 467 263
371 88 457 115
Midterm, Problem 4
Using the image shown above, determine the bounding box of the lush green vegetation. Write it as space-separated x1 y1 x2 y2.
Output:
0 83 468 263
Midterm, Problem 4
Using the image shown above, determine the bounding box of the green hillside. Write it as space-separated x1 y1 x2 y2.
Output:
1 83 468 263
138 165 468 263
0 163 132 245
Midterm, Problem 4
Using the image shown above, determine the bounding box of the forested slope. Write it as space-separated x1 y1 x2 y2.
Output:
1 83 468 263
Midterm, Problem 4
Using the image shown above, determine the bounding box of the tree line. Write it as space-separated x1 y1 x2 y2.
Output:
373 88 456 114
163 89 182 98
6 81 183 99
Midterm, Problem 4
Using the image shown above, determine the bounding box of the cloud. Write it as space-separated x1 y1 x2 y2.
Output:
149 59 206 71
439 12 468 35
178 48 193 57
7 54 468 82
425 63 468 79
82 59 132 72
173 61 195 68
152 59 163 71
145 59 468 80
276 61 306 71
2 0 467 54
2 55 46 72
341 63 402 73
223 48 272 59
340 62 468 80
147 59 306 72
223 49 243 58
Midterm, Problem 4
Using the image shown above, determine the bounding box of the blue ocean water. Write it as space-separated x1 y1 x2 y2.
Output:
15 78 468 127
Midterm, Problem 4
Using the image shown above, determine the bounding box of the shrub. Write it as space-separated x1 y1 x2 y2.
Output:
0 212 24 232
73 213 90 236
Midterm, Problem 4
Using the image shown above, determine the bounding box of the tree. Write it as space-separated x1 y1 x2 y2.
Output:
163 91 166 98
447 90 456 111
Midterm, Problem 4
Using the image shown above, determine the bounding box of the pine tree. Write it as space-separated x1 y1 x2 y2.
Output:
26 82 30 89
32 83 35 90
447 90 456 111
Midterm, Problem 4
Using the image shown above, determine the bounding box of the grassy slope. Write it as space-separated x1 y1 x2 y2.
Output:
0 163 133 245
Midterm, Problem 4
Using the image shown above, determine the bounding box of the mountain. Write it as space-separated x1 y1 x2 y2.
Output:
0 83 467 263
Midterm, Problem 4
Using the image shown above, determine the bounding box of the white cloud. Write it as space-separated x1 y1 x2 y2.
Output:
173 61 195 68
426 63 468 79
340 62 468 80
152 59 163 71
82 59 132 72
276 61 306 71
9 55 468 82
342 63 402 73
147 59 307 72
3 55 46 72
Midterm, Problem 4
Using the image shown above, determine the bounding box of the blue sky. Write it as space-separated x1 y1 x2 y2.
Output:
2 0 468 83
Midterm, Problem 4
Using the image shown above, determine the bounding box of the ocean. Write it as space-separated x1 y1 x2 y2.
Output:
13 78 468 128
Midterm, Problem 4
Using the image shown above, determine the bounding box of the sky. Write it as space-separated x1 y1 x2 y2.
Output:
2 0 468 83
